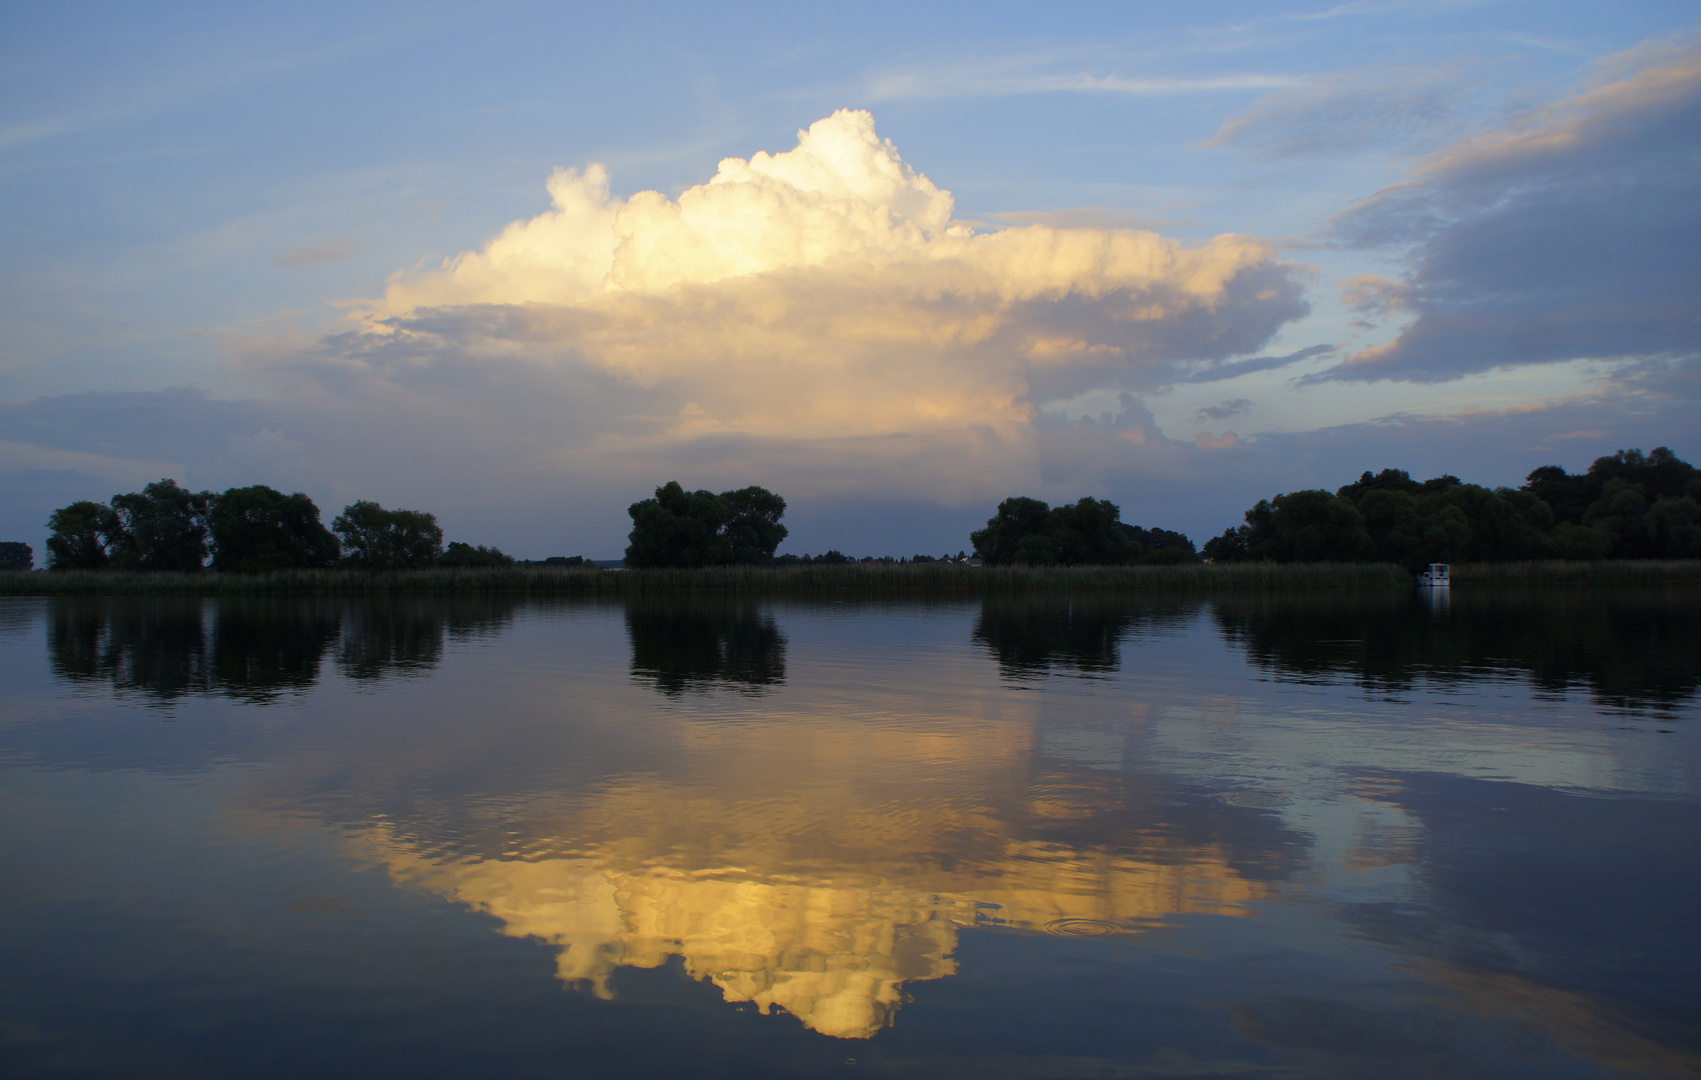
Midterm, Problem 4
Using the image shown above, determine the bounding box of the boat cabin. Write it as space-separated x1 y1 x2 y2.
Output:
1417 562 1450 587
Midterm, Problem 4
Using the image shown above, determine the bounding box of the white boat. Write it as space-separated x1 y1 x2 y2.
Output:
1417 562 1451 587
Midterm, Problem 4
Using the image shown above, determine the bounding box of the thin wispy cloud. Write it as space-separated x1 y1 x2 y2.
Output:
864 60 1297 103
1281 0 1489 23
1197 398 1254 421
1176 345 1334 384
1208 63 1481 158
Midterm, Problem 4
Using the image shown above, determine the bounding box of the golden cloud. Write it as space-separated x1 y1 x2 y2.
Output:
329 110 1307 496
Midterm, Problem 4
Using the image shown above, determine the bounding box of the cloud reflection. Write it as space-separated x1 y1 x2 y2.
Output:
363 783 1270 1039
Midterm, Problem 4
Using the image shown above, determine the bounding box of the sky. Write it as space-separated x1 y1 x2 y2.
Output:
1 0 1697 559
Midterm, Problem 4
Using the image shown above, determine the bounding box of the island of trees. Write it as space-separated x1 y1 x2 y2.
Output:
35 480 550 573
1202 447 1700 567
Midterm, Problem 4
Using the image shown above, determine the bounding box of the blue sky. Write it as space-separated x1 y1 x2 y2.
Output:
2 1 1697 558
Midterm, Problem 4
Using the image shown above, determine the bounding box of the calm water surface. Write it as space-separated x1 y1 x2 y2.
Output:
1 590 1697 1079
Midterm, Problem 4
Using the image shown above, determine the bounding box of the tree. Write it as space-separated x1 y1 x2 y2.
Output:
1646 496 1701 558
439 542 515 568
209 485 339 573
1255 490 1371 563
1118 524 1198 564
0 542 33 571
969 497 1056 564
970 496 1194 565
1357 488 1423 566
1210 448 1699 567
331 501 444 569
1523 447 1700 557
625 482 788 568
109 479 214 571
46 501 121 570
721 486 789 564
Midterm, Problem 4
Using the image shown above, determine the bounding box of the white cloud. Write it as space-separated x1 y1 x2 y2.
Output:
864 66 1299 103
302 110 1309 502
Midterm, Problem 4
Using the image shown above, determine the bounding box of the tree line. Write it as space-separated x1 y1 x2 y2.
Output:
28 449 1700 575
42 480 526 572
969 496 1197 566
1203 447 1701 567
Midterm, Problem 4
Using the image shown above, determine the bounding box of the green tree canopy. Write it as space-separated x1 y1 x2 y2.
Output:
332 501 444 569
970 496 1196 566
109 479 214 571
0 541 34 571
1204 448 1699 566
1225 490 1372 564
439 542 515 568
625 482 788 568
209 485 340 573
46 501 121 570
1523 447 1700 558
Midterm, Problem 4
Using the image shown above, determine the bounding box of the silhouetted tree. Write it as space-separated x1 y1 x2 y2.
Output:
332 501 443 569
1207 448 1699 566
625 482 788 567
439 542 515 568
0 541 32 571
209 485 340 573
721 486 789 564
109 479 214 571
1208 489 1381 564
45 501 120 570
971 496 1195 565
1522 447 1700 558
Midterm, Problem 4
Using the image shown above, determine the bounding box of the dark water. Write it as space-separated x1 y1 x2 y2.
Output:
1 590 1697 1079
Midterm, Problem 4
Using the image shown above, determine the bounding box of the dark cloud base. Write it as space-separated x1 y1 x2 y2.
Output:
5 358 1695 557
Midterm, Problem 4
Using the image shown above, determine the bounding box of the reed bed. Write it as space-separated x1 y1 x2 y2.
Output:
1447 560 1701 586
3 560 1693 596
1 562 1406 595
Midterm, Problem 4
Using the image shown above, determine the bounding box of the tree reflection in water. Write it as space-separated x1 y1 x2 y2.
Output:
46 596 517 701
1213 588 1701 713
625 598 787 696
972 595 1195 678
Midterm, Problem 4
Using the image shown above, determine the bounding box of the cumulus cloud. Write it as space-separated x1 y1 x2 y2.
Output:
298 110 1308 502
1322 32 1701 382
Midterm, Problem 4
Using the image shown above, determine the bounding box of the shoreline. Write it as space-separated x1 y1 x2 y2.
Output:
2 560 1698 595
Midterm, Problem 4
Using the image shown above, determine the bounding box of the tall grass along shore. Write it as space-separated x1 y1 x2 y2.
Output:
3 560 1698 596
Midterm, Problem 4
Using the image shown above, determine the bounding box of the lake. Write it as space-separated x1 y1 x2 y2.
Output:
1 590 1697 1079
